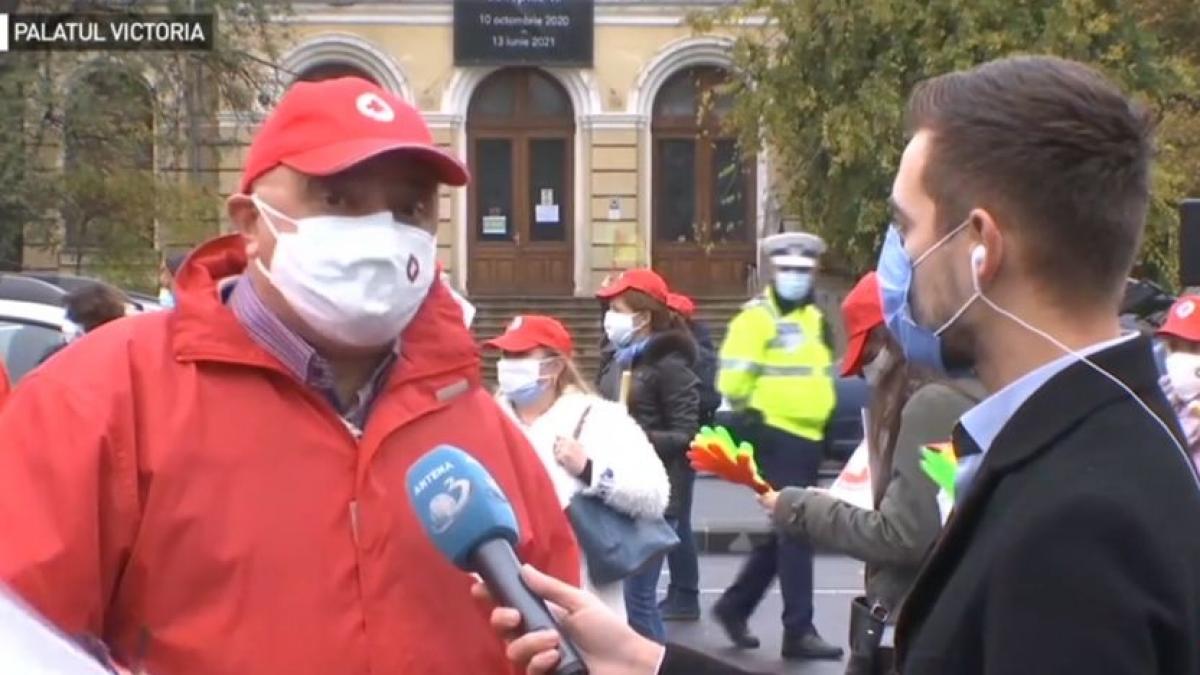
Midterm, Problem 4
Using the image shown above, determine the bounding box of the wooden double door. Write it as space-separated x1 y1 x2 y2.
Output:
650 66 757 297
467 69 574 296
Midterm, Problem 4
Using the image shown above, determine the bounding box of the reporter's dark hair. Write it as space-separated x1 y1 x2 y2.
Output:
906 55 1155 306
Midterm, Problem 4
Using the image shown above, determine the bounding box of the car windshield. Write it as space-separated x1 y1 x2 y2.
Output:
0 320 65 383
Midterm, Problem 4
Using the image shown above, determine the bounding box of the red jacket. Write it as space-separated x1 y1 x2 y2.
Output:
0 358 9 406
0 236 579 675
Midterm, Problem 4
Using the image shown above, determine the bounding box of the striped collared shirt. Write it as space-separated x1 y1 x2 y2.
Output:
226 276 396 433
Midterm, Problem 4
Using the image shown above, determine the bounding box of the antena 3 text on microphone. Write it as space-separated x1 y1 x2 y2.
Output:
1 14 214 52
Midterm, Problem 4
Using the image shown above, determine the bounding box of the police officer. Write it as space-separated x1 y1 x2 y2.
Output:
713 232 842 661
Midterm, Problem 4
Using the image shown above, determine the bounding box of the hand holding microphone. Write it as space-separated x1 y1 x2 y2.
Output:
471 565 666 675
406 445 588 675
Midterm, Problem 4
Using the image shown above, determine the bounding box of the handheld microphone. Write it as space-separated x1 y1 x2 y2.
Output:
406 445 589 675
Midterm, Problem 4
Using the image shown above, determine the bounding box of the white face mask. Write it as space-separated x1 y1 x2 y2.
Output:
497 358 552 402
604 310 643 347
252 194 436 348
1167 352 1200 401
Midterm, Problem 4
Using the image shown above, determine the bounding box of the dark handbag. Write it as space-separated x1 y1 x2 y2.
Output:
563 406 680 587
846 596 895 675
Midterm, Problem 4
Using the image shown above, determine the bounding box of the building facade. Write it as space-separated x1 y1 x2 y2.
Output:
216 0 775 298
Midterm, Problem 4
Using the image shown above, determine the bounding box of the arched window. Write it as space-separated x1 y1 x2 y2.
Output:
651 66 755 295
467 68 575 296
295 61 378 85
62 69 154 250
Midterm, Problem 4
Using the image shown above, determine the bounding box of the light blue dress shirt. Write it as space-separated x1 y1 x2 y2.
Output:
955 333 1138 500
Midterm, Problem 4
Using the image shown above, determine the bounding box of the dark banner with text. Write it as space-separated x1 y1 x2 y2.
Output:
453 0 593 67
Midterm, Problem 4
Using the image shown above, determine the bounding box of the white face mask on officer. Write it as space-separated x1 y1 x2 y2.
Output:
252 194 436 348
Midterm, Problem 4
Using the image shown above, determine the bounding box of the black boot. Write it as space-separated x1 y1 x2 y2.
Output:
658 590 700 621
712 598 760 649
781 629 844 661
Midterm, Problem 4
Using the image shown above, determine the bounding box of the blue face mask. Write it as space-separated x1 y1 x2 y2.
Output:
876 222 977 373
158 287 175 310
774 270 813 301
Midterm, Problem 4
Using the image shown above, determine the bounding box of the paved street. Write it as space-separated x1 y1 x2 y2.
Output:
661 553 863 675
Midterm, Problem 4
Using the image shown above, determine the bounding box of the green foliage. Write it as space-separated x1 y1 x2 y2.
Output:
0 0 291 290
698 0 1200 285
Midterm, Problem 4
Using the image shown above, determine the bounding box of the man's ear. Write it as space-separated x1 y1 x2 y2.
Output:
227 194 260 258
972 208 1004 287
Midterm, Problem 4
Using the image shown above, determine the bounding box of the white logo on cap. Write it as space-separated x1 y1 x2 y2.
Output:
509 316 523 331
1178 301 1196 319
356 92 395 122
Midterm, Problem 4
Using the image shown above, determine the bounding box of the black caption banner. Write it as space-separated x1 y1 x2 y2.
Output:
2 13 215 52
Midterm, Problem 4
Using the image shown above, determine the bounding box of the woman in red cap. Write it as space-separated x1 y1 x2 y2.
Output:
760 272 983 675
1156 296 1200 471
485 314 670 617
595 269 701 643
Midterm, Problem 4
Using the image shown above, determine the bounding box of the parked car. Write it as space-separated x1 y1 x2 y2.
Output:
22 272 160 313
0 299 77 384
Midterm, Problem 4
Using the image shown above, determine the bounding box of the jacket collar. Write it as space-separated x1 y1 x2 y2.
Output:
171 235 480 391
896 334 1174 661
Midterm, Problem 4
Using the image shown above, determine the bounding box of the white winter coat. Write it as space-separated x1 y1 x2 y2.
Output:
497 387 671 617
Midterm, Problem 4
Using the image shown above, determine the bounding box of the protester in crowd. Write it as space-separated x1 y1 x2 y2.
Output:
486 313 670 617
473 565 763 675
714 232 842 661
595 268 700 643
64 283 129 334
0 76 578 675
157 252 187 309
758 271 983 674
37 283 131 365
1156 295 1200 472
654 291 717 622
882 56 1200 673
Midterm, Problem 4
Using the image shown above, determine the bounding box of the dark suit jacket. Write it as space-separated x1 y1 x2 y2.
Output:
659 643 762 674
895 336 1200 674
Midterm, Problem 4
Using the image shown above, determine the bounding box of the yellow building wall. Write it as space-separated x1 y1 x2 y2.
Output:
212 6 752 295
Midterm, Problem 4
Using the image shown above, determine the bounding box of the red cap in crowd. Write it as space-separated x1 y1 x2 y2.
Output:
484 315 574 357
239 77 469 194
1158 296 1200 343
840 272 885 377
666 292 696 319
595 268 670 305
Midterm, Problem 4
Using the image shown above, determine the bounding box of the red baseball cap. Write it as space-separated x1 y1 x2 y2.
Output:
840 272 885 377
667 292 696 318
595 269 670 304
239 77 469 193
484 315 574 357
1158 296 1200 343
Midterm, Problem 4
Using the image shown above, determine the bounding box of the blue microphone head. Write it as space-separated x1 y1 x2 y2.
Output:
406 445 520 569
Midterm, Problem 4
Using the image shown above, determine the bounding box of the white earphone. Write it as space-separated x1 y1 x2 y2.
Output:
972 245 987 269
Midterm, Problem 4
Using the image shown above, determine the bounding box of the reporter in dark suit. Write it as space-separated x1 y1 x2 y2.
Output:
473 565 763 675
879 56 1200 674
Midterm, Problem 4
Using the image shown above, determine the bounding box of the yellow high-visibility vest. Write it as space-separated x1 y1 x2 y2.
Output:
717 290 836 441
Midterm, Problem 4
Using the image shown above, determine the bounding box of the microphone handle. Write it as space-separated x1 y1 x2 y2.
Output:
471 538 589 675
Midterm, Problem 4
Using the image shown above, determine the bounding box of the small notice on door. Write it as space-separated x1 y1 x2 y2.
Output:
535 204 560 223
482 215 507 235
540 188 555 206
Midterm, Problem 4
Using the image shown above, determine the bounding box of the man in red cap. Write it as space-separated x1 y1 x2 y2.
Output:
0 77 578 674
1157 296 1200 471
